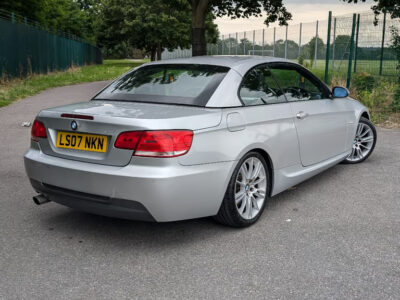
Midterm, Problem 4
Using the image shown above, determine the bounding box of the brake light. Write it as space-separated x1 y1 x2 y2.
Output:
114 131 143 150
135 130 193 157
61 113 94 120
31 120 47 141
114 130 193 157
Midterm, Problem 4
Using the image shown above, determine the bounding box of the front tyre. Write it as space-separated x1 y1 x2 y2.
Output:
215 152 269 227
343 117 377 164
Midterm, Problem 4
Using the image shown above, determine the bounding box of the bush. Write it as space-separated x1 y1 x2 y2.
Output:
392 85 400 112
297 55 305 66
352 72 376 92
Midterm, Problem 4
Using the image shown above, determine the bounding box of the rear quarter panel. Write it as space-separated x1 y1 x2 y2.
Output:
341 97 370 151
179 103 300 170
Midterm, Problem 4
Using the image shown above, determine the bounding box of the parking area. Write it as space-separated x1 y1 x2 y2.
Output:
0 81 399 299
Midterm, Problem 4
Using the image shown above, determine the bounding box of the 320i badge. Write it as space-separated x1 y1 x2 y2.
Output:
24 56 376 227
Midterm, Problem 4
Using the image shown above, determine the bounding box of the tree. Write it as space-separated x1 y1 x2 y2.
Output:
333 35 351 60
98 0 218 60
342 0 399 21
40 0 88 38
125 0 193 60
390 27 400 111
0 0 45 22
75 0 103 44
273 39 299 59
307 37 326 64
0 0 96 42
188 0 292 56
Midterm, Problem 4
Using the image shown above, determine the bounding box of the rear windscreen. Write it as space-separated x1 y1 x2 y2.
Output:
94 64 230 106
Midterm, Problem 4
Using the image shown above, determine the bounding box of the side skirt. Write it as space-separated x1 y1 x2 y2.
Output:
271 151 351 196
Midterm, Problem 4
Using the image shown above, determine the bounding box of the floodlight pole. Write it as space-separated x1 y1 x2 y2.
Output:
273 27 276 57
314 20 319 68
285 25 288 59
354 14 360 72
252 30 255 55
379 10 387 76
346 14 357 88
228 34 231 55
221 35 224 55
332 17 337 71
243 32 246 55
262 29 265 56
298 23 302 58
324 11 332 84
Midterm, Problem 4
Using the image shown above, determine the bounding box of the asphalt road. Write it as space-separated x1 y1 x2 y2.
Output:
1 81 399 299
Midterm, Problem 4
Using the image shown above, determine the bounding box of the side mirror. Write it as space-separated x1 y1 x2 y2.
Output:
332 86 349 98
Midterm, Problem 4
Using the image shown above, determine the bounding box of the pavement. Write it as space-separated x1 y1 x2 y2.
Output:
0 81 399 299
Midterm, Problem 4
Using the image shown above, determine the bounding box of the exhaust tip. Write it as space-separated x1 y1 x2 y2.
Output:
33 194 51 205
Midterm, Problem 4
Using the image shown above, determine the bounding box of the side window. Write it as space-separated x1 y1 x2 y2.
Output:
239 66 287 106
269 65 328 102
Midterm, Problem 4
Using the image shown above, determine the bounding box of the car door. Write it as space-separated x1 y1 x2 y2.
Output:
268 63 347 167
237 64 300 170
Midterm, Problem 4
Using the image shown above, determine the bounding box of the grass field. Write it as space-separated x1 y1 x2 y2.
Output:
0 59 147 108
302 59 398 81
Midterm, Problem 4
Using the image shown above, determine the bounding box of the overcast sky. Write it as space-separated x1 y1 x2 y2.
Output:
215 0 374 34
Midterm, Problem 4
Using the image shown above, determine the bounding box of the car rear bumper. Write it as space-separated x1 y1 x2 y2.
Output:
24 148 235 222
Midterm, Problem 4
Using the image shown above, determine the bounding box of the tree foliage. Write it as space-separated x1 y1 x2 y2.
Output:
97 0 218 60
390 27 400 111
0 0 45 22
307 37 326 63
0 0 98 43
189 0 292 56
332 35 351 60
342 0 399 21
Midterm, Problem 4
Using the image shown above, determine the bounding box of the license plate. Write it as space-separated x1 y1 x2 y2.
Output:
56 131 108 153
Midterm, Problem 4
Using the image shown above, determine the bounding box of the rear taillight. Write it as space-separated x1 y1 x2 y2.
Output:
135 131 193 157
31 120 47 142
114 130 193 158
114 131 143 150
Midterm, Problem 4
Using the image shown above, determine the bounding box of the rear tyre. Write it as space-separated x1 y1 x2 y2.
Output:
343 117 377 164
214 152 269 227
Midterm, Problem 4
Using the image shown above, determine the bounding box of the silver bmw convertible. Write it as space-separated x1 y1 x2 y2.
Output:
24 56 377 227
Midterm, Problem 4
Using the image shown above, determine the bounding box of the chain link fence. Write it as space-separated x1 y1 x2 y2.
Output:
162 10 400 86
0 9 102 80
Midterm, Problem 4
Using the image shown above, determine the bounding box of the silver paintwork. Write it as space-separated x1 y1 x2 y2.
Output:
24 56 372 222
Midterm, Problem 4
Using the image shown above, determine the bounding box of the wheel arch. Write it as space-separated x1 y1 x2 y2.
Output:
361 111 370 120
250 148 274 197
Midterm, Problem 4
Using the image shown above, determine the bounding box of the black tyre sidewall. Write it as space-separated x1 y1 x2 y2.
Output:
217 151 269 227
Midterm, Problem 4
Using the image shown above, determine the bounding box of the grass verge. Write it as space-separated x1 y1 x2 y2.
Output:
331 74 399 128
0 59 146 108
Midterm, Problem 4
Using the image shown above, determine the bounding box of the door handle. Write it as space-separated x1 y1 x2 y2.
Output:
296 111 308 120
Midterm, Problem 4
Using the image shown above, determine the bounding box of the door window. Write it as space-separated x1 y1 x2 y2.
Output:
239 66 287 106
268 64 330 102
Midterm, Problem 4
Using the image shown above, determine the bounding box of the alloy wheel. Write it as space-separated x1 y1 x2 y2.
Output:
347 122 375 162
235 157 267 220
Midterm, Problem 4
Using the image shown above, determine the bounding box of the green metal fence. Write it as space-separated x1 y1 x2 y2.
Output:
0 10 102 79
162 10 400 87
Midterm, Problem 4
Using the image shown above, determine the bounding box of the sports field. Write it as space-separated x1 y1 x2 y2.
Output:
307 59 398 80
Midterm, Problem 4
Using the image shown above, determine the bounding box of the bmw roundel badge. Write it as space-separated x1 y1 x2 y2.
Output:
71 120 78 130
